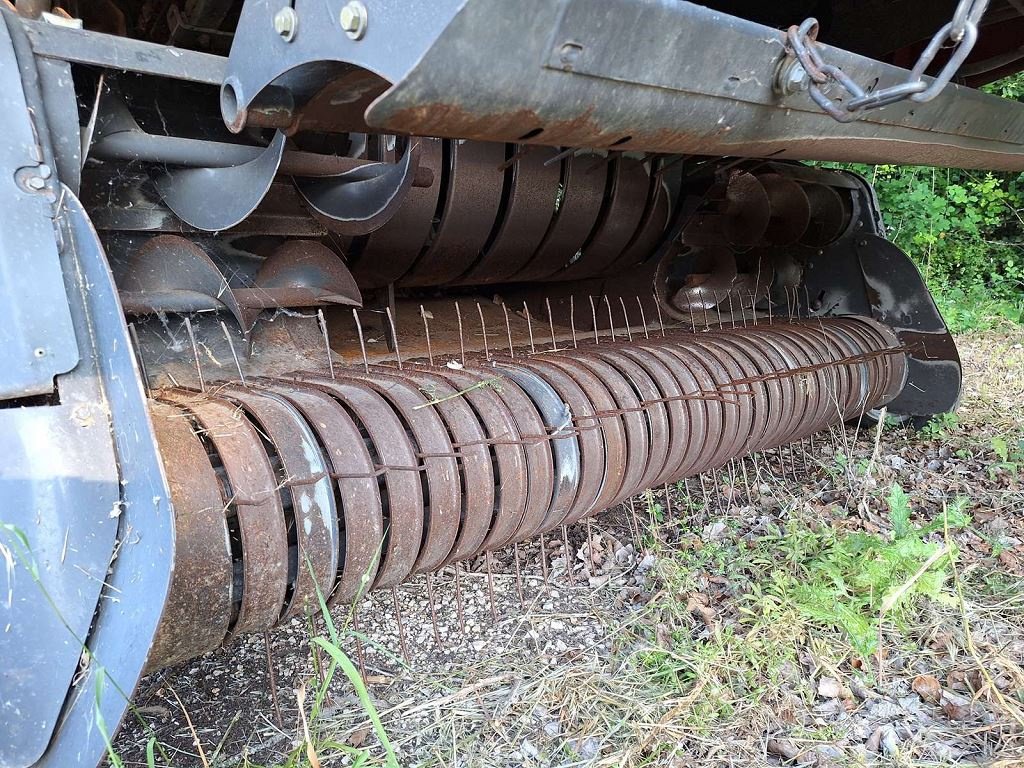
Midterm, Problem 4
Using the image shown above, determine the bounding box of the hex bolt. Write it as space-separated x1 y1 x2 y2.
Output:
273 6 298 42
558 42 582 70
26 176 46 190
774 57 810 96
339 1 367 40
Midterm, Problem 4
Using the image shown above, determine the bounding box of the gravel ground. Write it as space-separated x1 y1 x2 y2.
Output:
114 328 1024 768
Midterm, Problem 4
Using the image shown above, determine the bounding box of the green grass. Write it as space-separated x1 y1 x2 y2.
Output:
636 480 975 735
933 284 1024 333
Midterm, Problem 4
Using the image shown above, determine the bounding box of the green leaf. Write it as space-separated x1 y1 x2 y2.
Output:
887 484 912 540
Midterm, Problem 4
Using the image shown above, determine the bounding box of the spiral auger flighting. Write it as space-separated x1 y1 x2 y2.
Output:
146 316 906 669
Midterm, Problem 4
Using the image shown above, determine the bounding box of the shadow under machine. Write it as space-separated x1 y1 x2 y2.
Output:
1 1 1021 765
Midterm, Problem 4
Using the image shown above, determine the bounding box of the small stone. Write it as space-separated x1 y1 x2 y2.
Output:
817 676 843 699
880 726 900 756
520 738 539 760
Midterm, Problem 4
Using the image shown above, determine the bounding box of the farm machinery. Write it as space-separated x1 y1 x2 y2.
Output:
1 0 1022 765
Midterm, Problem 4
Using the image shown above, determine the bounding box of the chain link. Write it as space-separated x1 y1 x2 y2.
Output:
786 0 990 123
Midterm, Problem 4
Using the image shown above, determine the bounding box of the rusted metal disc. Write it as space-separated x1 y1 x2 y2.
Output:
603 169 671 274
759 173 811 246
401 140 507 286
294 377 423 589
463 364 554 543
148 401 233 670
783 322 856 432
336 369 462 574
684 171 771 247
741 325 811 450
800 182 849 247
457 144 562 284
696 335 766 457
722 171 772 246
613 344 692 486
541 356 628 514
591 345 671 494
429 365 530 552
494 363 581 533
632 340 708 482
658 341 735 474
158 389 289 637
513 150 609 282
254 379 384 605
745 326 818 444
570 352 649 507
560 156 650 280
218 385 339 619
354 138 444 288
399 368 496 564
788 322 860 432
831 317 902 407
816 320 885 421
749 325 819 444
715 327 792 452
843 316 907 405
512 357 606 526
670 337 748 473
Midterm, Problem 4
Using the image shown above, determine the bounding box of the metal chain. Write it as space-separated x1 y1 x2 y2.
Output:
786 0 990 122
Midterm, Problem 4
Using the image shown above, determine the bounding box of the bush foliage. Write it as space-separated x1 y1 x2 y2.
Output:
838 75 1024 331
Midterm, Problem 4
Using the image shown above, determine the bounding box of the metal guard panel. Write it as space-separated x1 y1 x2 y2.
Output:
0 405 119 768
0 9 78 399
366 0 1024 170
26 190 176 768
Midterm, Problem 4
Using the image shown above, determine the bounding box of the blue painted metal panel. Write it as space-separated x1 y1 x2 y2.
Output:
0 405 119 768
0 10 78 400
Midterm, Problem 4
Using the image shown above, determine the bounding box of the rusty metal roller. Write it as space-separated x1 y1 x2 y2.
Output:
145 316 906 670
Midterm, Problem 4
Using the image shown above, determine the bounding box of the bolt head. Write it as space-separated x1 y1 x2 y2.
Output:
340 1 367 40
26 176 45 190
273 7 297 42
775 57 809 96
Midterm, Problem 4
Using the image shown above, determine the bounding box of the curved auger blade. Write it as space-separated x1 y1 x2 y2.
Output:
248 240 362 305
84 78 139 153
295 141 420 236
234 240 363 329
153 130 287 232
117 234 248 332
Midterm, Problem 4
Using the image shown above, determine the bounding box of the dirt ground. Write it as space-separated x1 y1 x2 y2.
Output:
114 327 1024 768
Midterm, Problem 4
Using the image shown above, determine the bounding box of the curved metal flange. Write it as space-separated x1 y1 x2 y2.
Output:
117 234 248 331
296 142 420 236
154 130 286 232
